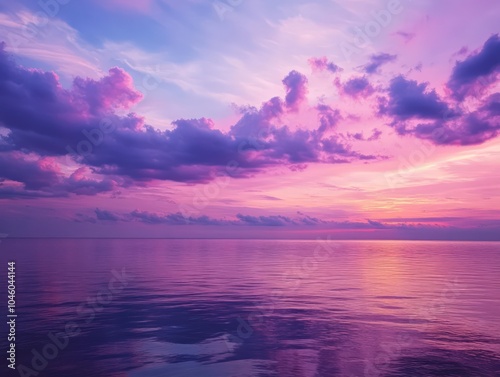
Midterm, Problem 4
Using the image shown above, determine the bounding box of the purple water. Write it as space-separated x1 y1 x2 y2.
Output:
1 239 499 376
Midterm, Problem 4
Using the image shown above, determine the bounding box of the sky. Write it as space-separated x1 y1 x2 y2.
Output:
0 0 499 239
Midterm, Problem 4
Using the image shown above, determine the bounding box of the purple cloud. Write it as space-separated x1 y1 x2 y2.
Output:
236 214 296 226
337 76 375 98
0 153 117 198
0 153 59 190
308 57 342 73
363 53 397 74
401 107 500 146
0 47 381 198
72 67 143 114
95 208 120 221
448 34 500 100
129 210 235 226
395 31 414 43
380 73 500 145
368 128 383 141
347 128 382 141
256 195 282 201
65 168 117 196
282 70 308 111
83 209 500 241
379 76 453 120
0 43 143 157
317 104 342 134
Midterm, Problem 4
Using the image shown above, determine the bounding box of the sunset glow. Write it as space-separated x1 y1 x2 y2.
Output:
0 0 499 239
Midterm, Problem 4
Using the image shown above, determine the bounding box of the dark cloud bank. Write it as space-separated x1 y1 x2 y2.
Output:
0 34 499 201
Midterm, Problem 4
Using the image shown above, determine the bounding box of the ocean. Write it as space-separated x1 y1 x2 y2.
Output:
1 239 499 376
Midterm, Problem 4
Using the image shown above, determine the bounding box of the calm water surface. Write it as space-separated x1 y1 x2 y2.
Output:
0 239 499 376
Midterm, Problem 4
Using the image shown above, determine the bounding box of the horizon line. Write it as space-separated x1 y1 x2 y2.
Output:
2 237 500 242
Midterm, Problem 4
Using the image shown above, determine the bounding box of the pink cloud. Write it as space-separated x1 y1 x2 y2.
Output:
72 67 143 114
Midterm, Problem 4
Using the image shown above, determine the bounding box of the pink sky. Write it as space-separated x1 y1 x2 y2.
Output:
0 0 499 239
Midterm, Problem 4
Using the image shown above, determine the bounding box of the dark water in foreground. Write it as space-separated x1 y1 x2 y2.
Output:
1 239 499 377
